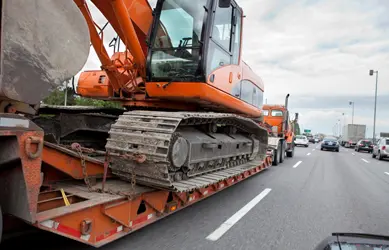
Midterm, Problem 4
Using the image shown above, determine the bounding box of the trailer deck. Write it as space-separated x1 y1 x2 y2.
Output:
36 143 272 247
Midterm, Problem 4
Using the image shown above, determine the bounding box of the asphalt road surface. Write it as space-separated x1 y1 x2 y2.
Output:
3 144 389 250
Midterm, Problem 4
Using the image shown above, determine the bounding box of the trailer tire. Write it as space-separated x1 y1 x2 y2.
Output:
280 141 285 163
272 143 281 166
286 144 294 158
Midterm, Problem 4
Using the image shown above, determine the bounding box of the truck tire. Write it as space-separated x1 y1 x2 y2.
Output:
286 144 294 157
272 143 281 166
279 141 285 163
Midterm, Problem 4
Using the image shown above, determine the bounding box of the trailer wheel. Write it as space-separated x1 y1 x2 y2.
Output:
286 143 294 157
279 141 285 163
272 143 281 166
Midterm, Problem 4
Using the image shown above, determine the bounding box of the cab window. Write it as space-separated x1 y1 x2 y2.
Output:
207 2 243 74
241 80 253 104
232 8 242 64
263 110 269 116
271 110 283 117
212 4 233 51
207 3 233 74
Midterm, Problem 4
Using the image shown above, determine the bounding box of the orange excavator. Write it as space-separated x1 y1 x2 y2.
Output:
1 0 268 190
70 0 269 190
0 0 273 245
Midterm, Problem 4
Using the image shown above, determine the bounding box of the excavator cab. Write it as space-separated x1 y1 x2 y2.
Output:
147 0 241 82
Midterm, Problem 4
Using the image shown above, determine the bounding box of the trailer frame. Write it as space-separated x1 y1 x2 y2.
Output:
0 114 272 247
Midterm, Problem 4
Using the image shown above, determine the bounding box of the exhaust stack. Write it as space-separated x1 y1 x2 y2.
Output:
283 94 290 133
285 94 290 110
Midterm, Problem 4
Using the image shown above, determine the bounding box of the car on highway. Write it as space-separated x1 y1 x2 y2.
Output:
315 233 389 250
314 138 319 143
355 139 373 153
372 138 389 160
295 135 309 147
307 135 315 143
321 137 339 152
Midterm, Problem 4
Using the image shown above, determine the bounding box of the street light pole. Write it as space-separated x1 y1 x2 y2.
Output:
338 119 341 136
370 69 378 144
349 101 354 125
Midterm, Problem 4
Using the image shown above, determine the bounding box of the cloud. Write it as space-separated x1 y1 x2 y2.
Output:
80 0 389 136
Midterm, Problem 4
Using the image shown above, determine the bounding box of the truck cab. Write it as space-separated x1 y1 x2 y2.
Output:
262 105 287 136
262 94 296 165
262 104 294 142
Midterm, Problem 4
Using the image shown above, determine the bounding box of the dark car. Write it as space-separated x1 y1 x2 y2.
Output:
307 136 315 143
321 137 339 152
355 139 373 153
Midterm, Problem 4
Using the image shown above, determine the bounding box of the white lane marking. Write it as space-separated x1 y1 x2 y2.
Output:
316 146 319 149
312 149 315 151
385 172 389 176
352 153 355 155
346 150 349 152
206 188 272 241
292 161 303 168
361 158 369 163
307 152 311 156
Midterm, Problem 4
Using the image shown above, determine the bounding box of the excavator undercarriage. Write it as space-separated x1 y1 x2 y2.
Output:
34 109 268 192
107 111 268 191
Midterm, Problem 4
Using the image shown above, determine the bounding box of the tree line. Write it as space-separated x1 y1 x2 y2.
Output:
43 86 121 108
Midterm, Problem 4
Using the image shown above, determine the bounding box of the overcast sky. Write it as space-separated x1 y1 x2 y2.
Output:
83 0 389 137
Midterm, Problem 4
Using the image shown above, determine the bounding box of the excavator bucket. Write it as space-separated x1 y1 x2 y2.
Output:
0 0 90 105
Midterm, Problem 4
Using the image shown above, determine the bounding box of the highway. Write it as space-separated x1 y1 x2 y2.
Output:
3 144 389 250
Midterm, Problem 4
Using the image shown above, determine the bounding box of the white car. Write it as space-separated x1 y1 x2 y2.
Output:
295 135 309 147
372 138 389 160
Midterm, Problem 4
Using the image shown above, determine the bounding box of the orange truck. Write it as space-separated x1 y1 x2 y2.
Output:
0 0 273 246
262 94 296 165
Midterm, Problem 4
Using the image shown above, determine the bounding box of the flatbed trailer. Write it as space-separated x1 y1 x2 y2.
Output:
0 114 272 247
